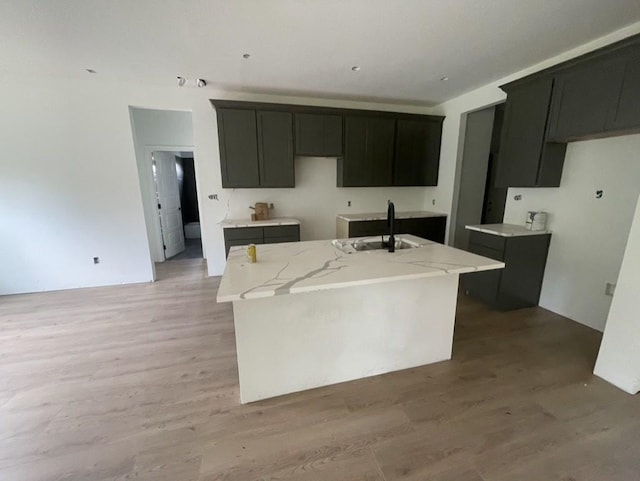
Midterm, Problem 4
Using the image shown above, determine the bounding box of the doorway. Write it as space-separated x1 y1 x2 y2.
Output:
450 103 507 250
152 151 203 261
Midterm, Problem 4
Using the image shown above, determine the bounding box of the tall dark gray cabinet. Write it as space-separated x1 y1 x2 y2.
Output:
495 77 566 188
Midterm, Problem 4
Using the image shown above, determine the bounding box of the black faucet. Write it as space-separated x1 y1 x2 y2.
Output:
387 200 395 252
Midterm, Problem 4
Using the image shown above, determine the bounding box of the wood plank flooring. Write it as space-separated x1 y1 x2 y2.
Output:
1 259 638 480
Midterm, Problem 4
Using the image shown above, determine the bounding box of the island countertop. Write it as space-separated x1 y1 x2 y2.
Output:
217 235 504 302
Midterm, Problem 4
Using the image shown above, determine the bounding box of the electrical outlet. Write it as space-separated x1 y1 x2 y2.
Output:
432 199 436 205
208 194 218 200
605 282 616 296
93 257 100 264
347 201 351 207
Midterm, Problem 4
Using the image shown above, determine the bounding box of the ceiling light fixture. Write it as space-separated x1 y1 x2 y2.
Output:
243 53 251 59
196 78 207 88
177 76 186 87
85 68 97 74
440 76 449 81
351 66 360 71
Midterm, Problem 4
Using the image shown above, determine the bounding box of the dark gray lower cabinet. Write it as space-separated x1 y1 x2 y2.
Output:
223 225 300 257
463 231 551 310
346 216 446 244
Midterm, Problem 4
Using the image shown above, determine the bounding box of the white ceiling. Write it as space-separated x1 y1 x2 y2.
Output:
2 0 640 105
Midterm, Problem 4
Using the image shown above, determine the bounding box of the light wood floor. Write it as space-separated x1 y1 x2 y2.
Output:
1 259 638 481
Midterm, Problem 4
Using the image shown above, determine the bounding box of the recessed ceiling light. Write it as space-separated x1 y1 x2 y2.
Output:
351 66 360 71
440 76 449 81
85 68 97 74
196 78 207 88
242 53 251 59
177 76 186 87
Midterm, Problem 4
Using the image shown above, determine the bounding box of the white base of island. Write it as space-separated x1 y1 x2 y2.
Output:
232 274 459 403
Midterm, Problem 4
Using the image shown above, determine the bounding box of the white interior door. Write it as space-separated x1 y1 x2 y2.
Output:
153 152 185 259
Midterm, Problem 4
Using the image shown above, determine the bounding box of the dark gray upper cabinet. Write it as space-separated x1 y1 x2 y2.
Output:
547 56 626 141
294 113 342 156
393 119 442 186
339 115 395 187
606 50 640 133
214 103 294 188
213 99 444 189
496 77 567 188
216 108 260 188
257 111 294 188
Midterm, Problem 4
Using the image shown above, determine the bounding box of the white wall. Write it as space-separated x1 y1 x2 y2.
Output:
219 157 432 241
0 77 154 294
0 73 437 295
503 135 640 331
594 195 640 395
130 108 194 263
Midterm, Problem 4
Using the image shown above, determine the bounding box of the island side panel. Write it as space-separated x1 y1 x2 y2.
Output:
232 274 459 403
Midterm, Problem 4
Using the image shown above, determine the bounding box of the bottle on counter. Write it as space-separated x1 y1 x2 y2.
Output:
247 244 257 263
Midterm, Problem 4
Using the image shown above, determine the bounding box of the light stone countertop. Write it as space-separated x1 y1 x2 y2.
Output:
337 210 447 222
220 218 300 228
216 234 504 302
465 223 551 237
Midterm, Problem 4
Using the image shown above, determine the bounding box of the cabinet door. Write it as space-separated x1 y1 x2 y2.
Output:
257 111 295 188
340 116 368 186
368 117 395 186
263 225 300 240
394 119 441 186
398 217 446 243
495 77 564 188
217 108 260 188
348 220 388 237
606 51 640 132
295 113 342 156
548 57 625 141
340 116 394 187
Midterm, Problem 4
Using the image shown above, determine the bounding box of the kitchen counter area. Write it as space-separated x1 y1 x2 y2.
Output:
217 235 504 403
337 210 446 222
465 223 551 237
220 218 300 228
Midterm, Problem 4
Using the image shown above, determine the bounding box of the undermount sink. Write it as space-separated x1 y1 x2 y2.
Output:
332 236 421 254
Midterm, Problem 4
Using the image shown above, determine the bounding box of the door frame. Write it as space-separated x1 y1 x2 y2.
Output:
144 145 196 267
448 102 504 246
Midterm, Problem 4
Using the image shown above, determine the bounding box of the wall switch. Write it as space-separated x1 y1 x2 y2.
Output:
93 257 100 264
605 282 616 296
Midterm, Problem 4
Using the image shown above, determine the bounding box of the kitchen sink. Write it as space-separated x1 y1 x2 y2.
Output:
332 236 421 254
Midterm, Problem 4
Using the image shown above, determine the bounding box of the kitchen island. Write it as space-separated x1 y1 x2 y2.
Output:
217 235 504 403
